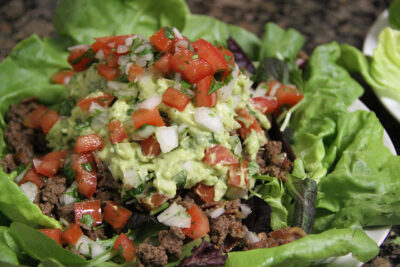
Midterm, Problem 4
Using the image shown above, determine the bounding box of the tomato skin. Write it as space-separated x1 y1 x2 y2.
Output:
140 135 161 157
194 184 215 203
108 120 127 144
228 159 249 188
38 228 62 246
104 202 132 229
127 64 144 82
40 110 60 134
250 96 278 114
71 153 97 198
61 223 83 245
182 204 210 239
77 93 114 112
154 53 172 75
192 38 229 73
73 134 104 153
196 75 217 107
92 34 136 53
114 233 136 262
217 46 235 80
74 200 102 226
203 145 238 166
162 87 191 111
34 150 68 177
132 108 165 129
51 70 74 85
273 85 304 108
24 105 48 129
150 28 174 52
19 167 45 189
97 64 120 81
235 107 263 139
68 47 93 72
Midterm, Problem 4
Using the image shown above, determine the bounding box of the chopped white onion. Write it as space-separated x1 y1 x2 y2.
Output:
117 45 130 54
187 89 195 98
95 50 105 60
253 84 268 98
107 81 128 90
123 168 141 188
125 36 136 46
91 111 109 130
89 102 105 114
174 39 189 49
194 107 223 134
67 44 89 51
107 42 116 48
118 55 130 66
137 95 162 110
142 53 153 62
136 125 156 139
174 73 182 87
137 71 153 86
63 76 71 85
157 202 191 228
20 182 38 202
173 27 184 39
218 65 239 101
134 43 152 54
60 182 78 206
125 62 133 75
240 203 252 219
156 126 179 153
268 82 281 97
76 235 106 258
135 56 147 67
247 231 260 244
32 158 42 170
210 207 225 219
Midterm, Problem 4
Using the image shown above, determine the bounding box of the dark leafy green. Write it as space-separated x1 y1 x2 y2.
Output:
164 237 207 267
242 196 271 233
253 57 290 84
179 238 227 267
227 37 256 73
389 0 400 29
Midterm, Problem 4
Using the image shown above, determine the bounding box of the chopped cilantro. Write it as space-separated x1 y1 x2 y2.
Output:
163 27 175 40
150 202 170 216
81 163 93 172
64 187 80 201
64 162 76 181
207 79 223 95
137 47 152 56
80 214 95 227
224 55 232 63
71 48 96 65
173 170 187 188
130 38 142 52
93 224 105 231
191 54 199 60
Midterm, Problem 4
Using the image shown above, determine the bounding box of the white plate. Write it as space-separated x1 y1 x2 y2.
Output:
362 10 400 122
323 99 395 266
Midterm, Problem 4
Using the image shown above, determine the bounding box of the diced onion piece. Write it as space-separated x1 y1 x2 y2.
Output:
76 235 106 258
268 82 281 97
137 71 153 86
173 27 183 39
89 102 105 114
125 36 136 46
218 65 239 101
64 76 71 85
210 207 225 219
134 43 152 54
107 81 128 90
137 95 162 110
95 50 104 60
118 55 130 66
194 107 223 134
117 45 130 54
60 182 78 206
136 125 156 139
247 230 260 244
157 202 191 228
68 44 90 51
240 203 252 219
174 39 189 49
123 168 142 188
32 158 42 170
155 126 178 153
20 182 38 202
91 111 108 130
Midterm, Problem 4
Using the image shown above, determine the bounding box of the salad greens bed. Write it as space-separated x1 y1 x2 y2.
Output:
0 0 399 266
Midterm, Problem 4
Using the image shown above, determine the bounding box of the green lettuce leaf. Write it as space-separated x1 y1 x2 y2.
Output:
54 0 190 44
225 228 378 266
389 0 400 29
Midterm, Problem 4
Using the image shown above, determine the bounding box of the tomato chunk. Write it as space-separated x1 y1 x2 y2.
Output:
162 87 190 111
154 53 172 75
182 204 210 239
74 200 102 226
74 134 104 153
140 135 161 157
150 28 175 52
273 84 304 108
51 70 74 85
203 145 238 166
61 223 83 245
92 34 136 53
217 46 235 80
196 75 217 107
24 105 48 129
19 167 45 189
68 47 94 72
40 110 60 134
38 228 62 246
77 93 114 112
108 120 128 144
235 107 263 139
140 193 169 211
114 233 136 262
34 150 68 177
72 153 97 198
192 38 229 73
228 159 249 188
250 96 278 114
97 64 120 81
127 64 144 82
194 184 215 203
104 202 132 229
132 108 165 129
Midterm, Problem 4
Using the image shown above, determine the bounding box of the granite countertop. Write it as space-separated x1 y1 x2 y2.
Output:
0 0 399 266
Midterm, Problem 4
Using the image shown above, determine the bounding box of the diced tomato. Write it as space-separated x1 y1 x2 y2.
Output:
114 233 136 262
140 135 161 157
40 110 60 134
19 167 45 189
51 70 74 85
71 153 97 198
182 204 210 239
68 47 94 72
192 38 229 73
97 64 120 81
150 28 175 52
203 145 238 166
104 49 120 68
77 93 114 112
194 184 215 203
104 202 132 229
162 87 190 111
235 107 263 139
140 193 168 211
108 120 127 144
71 153 94 174
73 134 104 153
217 46 235 80
92 34 136 53
38 228 62 246
132 108 165 129
127 64 144 82
61 223 83 245
228 159 249 188
24 105 48 129
74 200 102 226
170 48 214 84
196 75 217 107
34 150 68 177
250 96 278 114
154 53 172 75
273 85 304 109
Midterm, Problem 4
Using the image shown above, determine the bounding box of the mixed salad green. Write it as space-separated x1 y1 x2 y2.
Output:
0 0 399 266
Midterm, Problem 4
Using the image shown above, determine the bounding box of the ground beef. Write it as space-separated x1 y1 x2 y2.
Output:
57 203 75 224
85 227 107 241
41 175 68 204
202 199 242 220
39 202 53 217
247 227 306 250
210 214 246 251
0 154 18 173
159 227 185 258
174 195 195 210
93 152 121 204
137 243 168 267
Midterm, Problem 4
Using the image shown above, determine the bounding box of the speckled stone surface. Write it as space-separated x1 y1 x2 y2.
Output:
0 0 399 266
